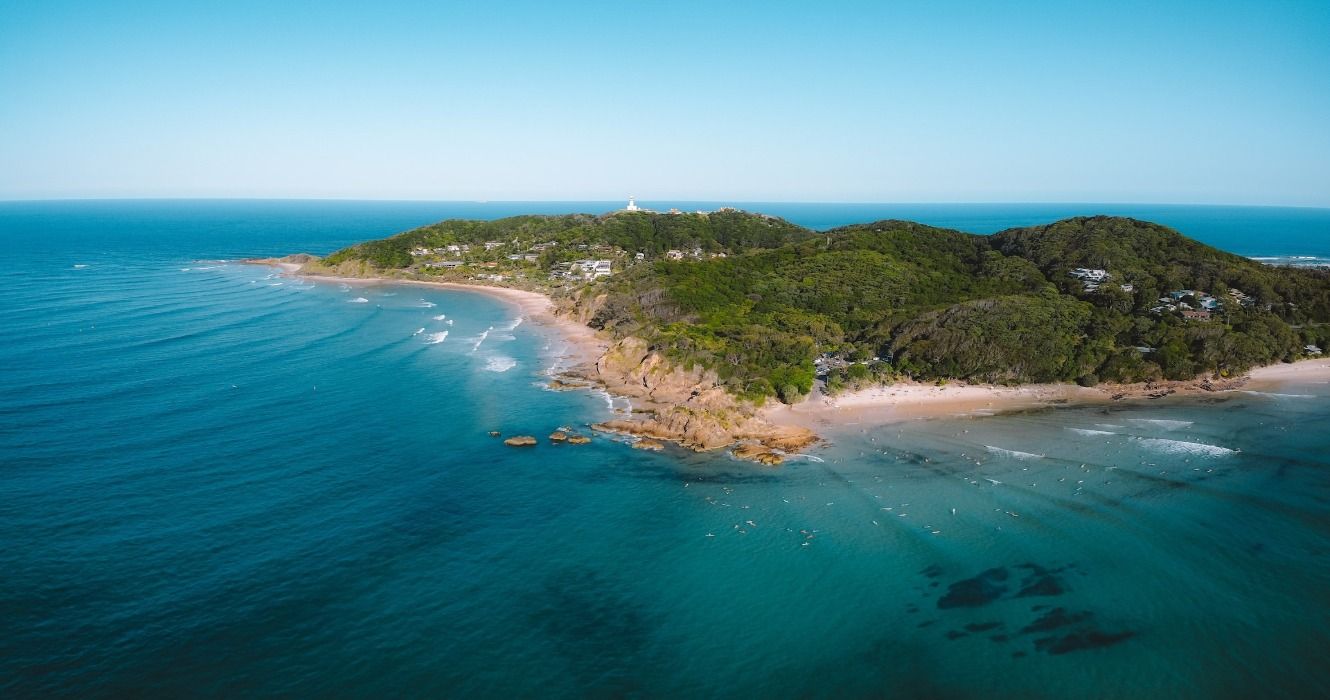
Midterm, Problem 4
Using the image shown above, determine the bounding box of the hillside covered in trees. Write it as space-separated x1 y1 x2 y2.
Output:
316 211 1330 403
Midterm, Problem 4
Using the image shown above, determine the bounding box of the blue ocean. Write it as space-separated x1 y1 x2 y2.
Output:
3 200 1330 697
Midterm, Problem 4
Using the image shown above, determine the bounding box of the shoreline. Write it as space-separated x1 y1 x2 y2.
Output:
765 358 1330 433
246 259 1330 453
284 268 610 370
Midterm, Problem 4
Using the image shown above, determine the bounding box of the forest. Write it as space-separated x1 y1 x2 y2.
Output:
321 211 1330 403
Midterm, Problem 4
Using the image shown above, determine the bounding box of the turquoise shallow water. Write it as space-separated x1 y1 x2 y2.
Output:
2 201 1329 697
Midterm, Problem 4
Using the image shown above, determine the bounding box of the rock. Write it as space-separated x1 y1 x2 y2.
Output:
566 434 591 444
549 431 568 442
632 439 665 451
503 435 537 447
488 431 501 437
733 442 784 466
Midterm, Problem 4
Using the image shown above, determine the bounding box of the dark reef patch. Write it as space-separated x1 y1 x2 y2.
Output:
1020 607 1093 634
1034 630 1135 655
964 622 1003 633
937 567 1009 609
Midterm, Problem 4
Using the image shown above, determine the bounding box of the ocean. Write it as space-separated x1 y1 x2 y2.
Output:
2 200 1329 697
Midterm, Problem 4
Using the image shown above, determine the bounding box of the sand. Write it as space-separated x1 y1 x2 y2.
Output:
286 270 609 368
767 358 1330 431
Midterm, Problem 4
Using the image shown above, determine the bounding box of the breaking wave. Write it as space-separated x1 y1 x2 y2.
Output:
432 314 447 321
348 297 369 303
1068 428 1116 436
1128 419 1193 430
985 445 1044 460
424 331 448 345
484 355 516 372
1132 437 1237 457
1241 391 1314 399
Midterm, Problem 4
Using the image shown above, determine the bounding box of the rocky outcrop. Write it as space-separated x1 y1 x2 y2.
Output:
632 439 665 451
549 431 568 442
503 435 537 447
573 336 817 455
566 434 591 444
732 443 784 466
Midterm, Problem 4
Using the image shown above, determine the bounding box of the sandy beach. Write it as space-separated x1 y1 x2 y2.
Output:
260 264 610 370
767 358 1330 432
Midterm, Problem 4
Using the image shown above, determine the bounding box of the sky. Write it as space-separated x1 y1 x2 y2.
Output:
1 0 1328 205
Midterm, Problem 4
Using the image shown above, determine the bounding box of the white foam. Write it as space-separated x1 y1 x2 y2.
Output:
268 282 283 286
424 331 448 345
348 297 369 303
1095 423 1125 429
447 319 454 326
1132 437 1237 457
484 355 516 372
73 264 89 269
418 300 436 308
471 327 492 353
1128 419 1193 430
985 445 1044 460
432 314 447 321
412 327 425 336
339 283 351 292
1241 391 1314 399
1069 428 1116 436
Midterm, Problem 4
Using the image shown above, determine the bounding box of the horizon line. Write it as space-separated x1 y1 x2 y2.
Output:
2 196 1329 211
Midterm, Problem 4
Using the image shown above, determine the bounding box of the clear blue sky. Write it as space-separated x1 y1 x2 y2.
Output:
2 0 1328 205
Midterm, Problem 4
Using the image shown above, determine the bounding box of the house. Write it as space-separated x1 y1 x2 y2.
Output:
1069 268 1109 291
428 260 465 270
1306 345 1323 355
484 241 503 251
410 247 432 256
522 254 539 263
634 252 645 260
666 250 684 260
1181 309 1211 321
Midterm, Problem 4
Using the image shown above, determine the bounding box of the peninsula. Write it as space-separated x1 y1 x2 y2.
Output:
255 207 1330 462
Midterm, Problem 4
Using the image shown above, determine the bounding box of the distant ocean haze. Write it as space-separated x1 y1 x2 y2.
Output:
2 200 1329 697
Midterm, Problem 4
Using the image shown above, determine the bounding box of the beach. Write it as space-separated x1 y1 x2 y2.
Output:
281 267 610 370
767 358 1330 432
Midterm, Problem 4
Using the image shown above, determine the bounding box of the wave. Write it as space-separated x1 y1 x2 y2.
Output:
447 319 454 326
339 283 351 292
348 297 369 303
500 317 524 332
1095 423 1125 429
1068 428 1116 436
412 327 425 336
417 300 436 308
484 355 516 372
1132 437 1237 457
471 327 492 352
985 445 1044 460
432 314 447 321
72 264 89 269
1241 390 1314 399
424 331 448 345
1128 418 1193 430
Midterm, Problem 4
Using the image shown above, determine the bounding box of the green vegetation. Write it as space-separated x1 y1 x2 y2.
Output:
320 211 1330 403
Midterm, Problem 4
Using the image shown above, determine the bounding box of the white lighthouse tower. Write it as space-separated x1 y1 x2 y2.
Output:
625 196 640 212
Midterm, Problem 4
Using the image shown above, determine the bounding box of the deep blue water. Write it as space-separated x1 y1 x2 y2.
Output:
3 200 1330 697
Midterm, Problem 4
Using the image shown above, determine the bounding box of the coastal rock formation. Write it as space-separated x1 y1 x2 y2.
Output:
566 434 591 444
572 336 817 455
549 431 568 442
632 439 664 451
503 435 537 447
732 443 784 466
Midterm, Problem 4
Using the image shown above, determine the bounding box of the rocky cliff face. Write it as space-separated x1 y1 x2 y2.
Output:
577 336 816 456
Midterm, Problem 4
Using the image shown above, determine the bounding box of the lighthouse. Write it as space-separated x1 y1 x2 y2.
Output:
625 196 640 212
